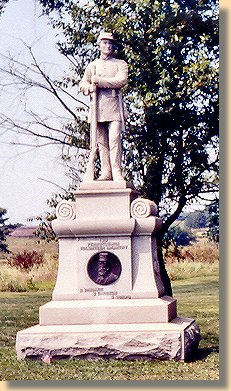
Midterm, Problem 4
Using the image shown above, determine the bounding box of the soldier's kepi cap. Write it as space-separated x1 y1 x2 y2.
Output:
97 32 114 43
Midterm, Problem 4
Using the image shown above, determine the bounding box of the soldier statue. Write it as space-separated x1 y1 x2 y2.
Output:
79 32 128 181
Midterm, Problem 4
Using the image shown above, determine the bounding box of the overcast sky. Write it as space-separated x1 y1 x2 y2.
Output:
0 0 73 224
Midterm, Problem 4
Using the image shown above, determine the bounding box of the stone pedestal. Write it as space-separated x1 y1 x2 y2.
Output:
16 180 200 361
16 318 200 361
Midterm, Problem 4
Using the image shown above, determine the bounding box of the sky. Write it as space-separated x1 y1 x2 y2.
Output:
0 0 73 224
0 0 220 225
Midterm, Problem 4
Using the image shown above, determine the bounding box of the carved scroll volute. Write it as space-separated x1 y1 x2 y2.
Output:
56 200 76 220
130 198 158 219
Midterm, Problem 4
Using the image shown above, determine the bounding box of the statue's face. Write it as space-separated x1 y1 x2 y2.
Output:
98 261 110 277
99 39 113 55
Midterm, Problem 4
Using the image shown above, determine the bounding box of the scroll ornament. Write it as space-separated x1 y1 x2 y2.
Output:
131 198 158 219
56 200 76 220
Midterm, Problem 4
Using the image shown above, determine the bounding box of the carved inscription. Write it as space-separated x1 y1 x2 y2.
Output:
79 287 131 299
81 239 128 251
80 287 118 297
80 287 103 293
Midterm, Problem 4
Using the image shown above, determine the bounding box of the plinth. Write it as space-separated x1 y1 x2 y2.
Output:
16 180 200 361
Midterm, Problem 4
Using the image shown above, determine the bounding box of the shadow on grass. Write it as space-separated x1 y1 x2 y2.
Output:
173 280 218 295
189 346 219 362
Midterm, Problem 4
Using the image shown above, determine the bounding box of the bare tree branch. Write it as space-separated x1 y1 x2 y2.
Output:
0 42 90 161
38 177 68 192
0 113 71 145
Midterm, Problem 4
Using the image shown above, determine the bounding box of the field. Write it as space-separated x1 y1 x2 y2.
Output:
0 236 219 381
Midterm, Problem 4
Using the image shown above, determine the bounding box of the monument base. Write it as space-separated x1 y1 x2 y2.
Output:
15 183 201 363
16 317 200 362
39 296 177 325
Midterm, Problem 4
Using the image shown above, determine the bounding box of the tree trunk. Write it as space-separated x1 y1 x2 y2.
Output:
157 234 173 297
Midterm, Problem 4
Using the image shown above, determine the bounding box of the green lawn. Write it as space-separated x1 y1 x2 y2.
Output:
0 273 219 381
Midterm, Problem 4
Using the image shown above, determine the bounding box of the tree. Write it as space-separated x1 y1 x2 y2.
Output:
0 43 88 171
184 210 208 229
0 208 9 253
37 0 218 218
163 226 196 262
0 0 9 16
38 0 218 295
206 198 219 243
1 0 219 295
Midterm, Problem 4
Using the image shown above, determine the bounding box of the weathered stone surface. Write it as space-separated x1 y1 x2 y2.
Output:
16 318 200 362
184 321 201 360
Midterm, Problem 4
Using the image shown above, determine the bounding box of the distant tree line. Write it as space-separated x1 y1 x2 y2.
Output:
0 208 22 254
183 199 219 242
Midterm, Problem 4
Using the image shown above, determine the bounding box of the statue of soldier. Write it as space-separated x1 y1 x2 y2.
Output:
79 32 128 181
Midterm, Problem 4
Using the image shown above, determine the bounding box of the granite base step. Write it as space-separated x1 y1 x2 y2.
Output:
16 317 200 362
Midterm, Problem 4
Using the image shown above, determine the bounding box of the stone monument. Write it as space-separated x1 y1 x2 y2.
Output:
16 32 200 361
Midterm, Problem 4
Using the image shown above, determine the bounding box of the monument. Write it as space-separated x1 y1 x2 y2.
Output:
16 32 200 361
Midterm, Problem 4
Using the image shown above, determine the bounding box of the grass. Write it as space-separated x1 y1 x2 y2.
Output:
0 256 58 292
0 236 219 380
0 349 219 381
0 237 58 292
5 236 58 258
0 273 219 381
164 240 219 264
166 260 218 281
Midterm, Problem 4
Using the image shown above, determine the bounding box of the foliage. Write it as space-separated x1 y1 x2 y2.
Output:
163 226 196 261
0 0 9 16
164 240 219 264
184 210 208 229
0 266 33 292
0 207 10 253
8 250 44 270
0 237 57 292
29 186 77 242
1 0 219 295
0 255 57 292
206 198 219 243
7 222 23 231
38 0 219 237
183 199 219 242
1 237 218 292
184 199 219 236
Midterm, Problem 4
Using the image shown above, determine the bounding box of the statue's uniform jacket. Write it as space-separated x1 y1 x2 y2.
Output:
80 58 128 122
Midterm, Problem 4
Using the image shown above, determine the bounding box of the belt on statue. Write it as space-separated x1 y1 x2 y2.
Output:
98 89 120 97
